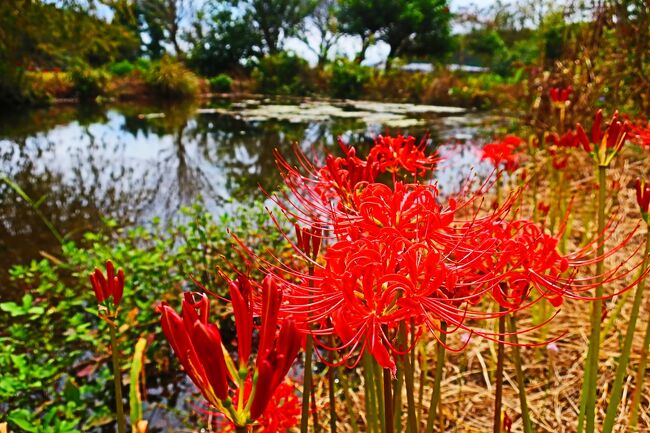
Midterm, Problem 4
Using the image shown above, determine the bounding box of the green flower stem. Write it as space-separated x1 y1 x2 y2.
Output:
301 264 316 433
327 343 337 433
109 325 126 433
363 353 378 433
425 321 448 433
417 344 428 420
506 315 533 433
402 341 418 433
578 164 607 433
300 335 315 433
372 358 386 433
393 349 403 433
493 313 506 433
629 306 650 431
235 426 248 433
602 226 650 433
393 372 403 433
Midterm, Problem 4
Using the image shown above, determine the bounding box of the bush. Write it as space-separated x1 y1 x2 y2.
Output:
69 63 109 101
252 52 313 96
108 60 136 77
209 73 233 92
143 56 200 99
0 62 46 106
328 59 371 99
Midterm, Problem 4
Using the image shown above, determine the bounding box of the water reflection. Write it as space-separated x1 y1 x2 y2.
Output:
0 98 493 285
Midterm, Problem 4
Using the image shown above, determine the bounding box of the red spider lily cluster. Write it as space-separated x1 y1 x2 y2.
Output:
480 135 524 173
630 119 650 150
89 260 124 307
549 86 572 104
576 109 631 166
157 275 301 429
238 133 643 373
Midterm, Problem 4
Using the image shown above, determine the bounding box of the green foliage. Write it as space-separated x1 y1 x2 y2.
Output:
108 60 137 77
239 0 317 53
252 52 313 95
209 74 234 92
328 58 371 98
1 201 289 430
338 0 453 63
542 12 567 63
69 63 110 101
187 8 261 76
144 57 200 99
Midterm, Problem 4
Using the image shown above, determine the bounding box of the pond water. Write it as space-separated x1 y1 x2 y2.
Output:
0 97 494 287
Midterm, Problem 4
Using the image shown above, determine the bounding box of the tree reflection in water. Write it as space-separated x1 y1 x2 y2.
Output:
0 98 487 290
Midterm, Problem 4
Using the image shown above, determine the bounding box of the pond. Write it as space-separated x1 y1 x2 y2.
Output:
0 97 494 290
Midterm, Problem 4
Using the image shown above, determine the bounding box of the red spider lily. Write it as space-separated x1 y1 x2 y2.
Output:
545 130 582 149
367 134 439 178
636 179 650 221
549 86 572 104
481 135 524 172
89 260 124 306
630 119 650 150
212 380 301 433
576 110 631 166
545 130 584 169
242 131 647 371
158 275 301 427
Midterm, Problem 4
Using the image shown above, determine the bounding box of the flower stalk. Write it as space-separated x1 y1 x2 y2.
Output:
109 324 127 433
493 312 506 433
579 165 607 433
603 186 650 432
507 315 533 433
425 322 447 433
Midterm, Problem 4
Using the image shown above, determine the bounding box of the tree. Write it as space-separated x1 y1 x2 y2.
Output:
187 7 262 76
337 0 388 63
138 0 194 58
338 0 453 67
300 0 340 66
240 0 317 54
381 0 452 66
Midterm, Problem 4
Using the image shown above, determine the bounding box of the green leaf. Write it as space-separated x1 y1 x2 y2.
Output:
8 409 40 432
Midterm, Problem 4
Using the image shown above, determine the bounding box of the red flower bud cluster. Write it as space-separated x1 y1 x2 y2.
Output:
157 275 301 427
576 110 631 166
549 86 572 104
89 260 124 306
636 179 650 222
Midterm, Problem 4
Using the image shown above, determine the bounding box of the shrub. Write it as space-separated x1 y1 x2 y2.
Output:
143 57 200 99
0 62 44 105
252 52 313 96
108 60 136 77
69 63 109 101
328 58 371 99
209 73 233 92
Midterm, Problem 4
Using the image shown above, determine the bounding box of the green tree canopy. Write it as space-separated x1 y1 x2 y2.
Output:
338 0 452 66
